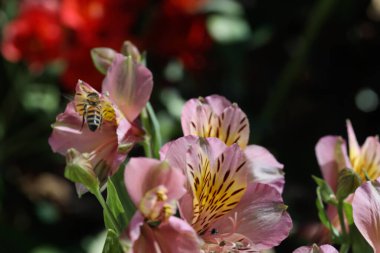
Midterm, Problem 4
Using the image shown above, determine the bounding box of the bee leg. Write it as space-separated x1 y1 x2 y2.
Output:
80 105 87 131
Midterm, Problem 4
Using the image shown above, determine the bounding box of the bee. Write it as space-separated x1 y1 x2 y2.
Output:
74 81 116 132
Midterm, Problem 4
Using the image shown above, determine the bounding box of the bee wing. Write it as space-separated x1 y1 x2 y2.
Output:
101 100 116 122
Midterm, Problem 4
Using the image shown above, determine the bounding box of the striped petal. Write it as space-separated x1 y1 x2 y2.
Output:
185 141 248 235
293 244 338 253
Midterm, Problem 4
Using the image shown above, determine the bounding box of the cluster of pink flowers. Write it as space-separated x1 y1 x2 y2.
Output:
48 45 294 251
48 42 380 252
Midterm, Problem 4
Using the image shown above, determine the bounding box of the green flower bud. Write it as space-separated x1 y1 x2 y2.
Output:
91 47 117 74
65 148 99 196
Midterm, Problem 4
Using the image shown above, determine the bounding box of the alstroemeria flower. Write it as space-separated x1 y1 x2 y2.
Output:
161 136 292 252
124 158 200 253
49 53 153 194
316 120 380 191
352 177 380 252
181 95 284 193
293 244 338 253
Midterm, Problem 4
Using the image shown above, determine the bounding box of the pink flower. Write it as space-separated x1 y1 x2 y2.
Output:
161 136 292 252
293 244 338 253
315 120 380 191
49 53 153 194
352 177 380 252
123 158 200 253
181 95 285 193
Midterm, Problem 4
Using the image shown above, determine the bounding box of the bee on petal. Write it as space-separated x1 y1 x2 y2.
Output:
74 80 116 131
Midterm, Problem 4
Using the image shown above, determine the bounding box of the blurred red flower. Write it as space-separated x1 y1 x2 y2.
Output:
1 0 212 90
1 1 63 71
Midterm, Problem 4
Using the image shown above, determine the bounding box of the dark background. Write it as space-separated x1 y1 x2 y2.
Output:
1 0 380 252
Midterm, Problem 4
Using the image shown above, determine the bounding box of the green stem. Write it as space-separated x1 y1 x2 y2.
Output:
339 243 350 253
337 200 349 245
94 189 122 234
140 107 153 158
146 102 161 158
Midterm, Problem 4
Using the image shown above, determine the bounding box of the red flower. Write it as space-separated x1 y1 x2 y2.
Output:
1 2 63 71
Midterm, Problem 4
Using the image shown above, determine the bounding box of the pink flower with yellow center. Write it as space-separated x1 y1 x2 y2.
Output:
161 136 292 252
123 158 201 253
316 120 380 190
49 53 153 194
181 95 285 193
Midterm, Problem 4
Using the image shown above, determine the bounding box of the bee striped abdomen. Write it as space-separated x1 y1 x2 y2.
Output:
85 105 102 131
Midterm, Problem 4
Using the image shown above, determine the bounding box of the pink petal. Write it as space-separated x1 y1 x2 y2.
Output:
102 54 153 122
293 244 338 253
124 158 186 206
152 216 201 253
210 183 292 251
128 212 157 253
359 136 380 179
204 95 232 115
245 145 284 193
161 136 226 176
127 214 200 253
352 178 380 252
346 120 361 162
315 136 350 191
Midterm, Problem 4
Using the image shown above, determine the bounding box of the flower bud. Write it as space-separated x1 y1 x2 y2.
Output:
336 168 361 200
91 47 118 74
65 148 99 196
121 41 141 63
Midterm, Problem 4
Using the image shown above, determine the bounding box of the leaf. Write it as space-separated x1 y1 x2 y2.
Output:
312 175 337 205
104 178 128 234
343 202 353 225
350 224 373 253
110 163 136 223
102 229 123 253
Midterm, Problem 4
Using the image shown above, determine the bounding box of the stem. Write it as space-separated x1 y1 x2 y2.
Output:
337 200 348 245
140 107 153 158
339 243 350 253
94 188 122 234
146 102 161 158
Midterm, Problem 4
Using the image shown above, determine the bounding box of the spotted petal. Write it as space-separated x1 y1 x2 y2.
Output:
208 183 292 251
185 141 248 235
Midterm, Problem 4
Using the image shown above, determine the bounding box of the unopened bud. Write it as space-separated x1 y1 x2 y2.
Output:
121 41 141 63
65 148 99 196
91 47 117 74
336 168 361 200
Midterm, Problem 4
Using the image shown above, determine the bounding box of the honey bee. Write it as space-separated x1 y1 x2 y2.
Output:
74 81 116 131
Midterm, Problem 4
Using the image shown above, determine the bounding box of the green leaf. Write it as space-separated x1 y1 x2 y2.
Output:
336 168 361 200
350 224 373 253
146 102 162 158
104 178 129 234
110 164 136 223
312 175 337 205
102 229 123 253
343 202 353 225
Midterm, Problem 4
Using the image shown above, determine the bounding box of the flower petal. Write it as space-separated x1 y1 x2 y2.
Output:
245 145 284 193
152 216 201 253
102 54 153 122
210 183 292 251
347 120 361 163
356 136 380 180
352 178 380 252
204 95 232 115
124 158 186 206
315 136 350 191
293 244 338 253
